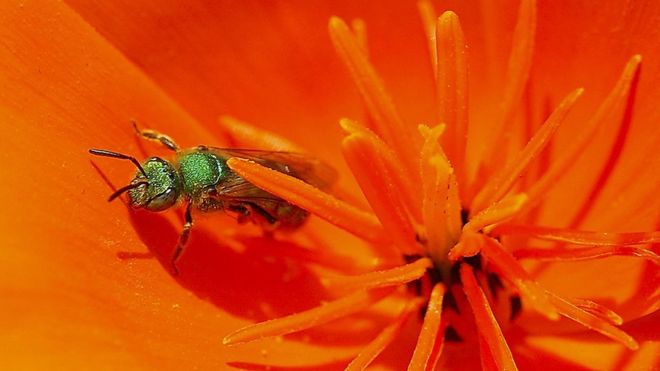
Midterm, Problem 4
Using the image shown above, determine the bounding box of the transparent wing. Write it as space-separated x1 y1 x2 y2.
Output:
208 176 300 226
211 169 282 200
208 148 338 190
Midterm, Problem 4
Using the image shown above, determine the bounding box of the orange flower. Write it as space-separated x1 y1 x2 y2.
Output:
0 1 658 370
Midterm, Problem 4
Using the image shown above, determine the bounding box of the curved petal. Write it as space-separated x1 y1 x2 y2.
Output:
64 0 376 159
0 1 371 368
520 311 659 370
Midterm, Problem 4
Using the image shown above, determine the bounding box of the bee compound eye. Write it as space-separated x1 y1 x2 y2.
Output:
146 188 178 211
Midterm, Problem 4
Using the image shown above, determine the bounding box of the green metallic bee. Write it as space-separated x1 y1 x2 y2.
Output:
90 124 335 274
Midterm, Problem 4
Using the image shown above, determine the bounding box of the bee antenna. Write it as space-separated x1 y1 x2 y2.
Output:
108 181 149 202
89 148 148 178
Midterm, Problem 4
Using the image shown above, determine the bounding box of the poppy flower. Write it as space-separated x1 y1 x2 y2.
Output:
0 0 658 370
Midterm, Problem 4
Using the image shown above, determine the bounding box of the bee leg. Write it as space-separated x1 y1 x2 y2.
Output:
171 203 194 275
131 119 180 151
244 202 278 225
227 203 251 224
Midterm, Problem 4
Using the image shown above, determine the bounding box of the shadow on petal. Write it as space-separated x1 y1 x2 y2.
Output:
127 209 390 347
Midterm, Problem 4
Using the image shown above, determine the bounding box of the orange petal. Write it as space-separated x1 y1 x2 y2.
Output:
0 2 241 369
67 0 365 161
567 56 641 228
218 115 303 151
478 0 536 172
417 0 438 73
522 55 642 215
346 299 420 371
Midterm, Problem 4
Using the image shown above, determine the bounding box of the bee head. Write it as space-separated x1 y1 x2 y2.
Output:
89 149 181 212
128 157 181 211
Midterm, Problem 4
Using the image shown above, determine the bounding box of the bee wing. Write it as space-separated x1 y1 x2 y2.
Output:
209 148 338 190
209 176 293 218
208 167 278 199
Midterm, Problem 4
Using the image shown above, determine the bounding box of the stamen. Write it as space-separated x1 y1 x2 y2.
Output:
478 333 500 371
448 230 485 261
547 291 639 350
223 287 394 345
465 194 528 232
417 0 437 73
480 239 559 320
346 299 421 371
436 11 469 171
218 116 302 151
461 264 519 371
446 174 463 239
568 54 641 228
408 284 446 371
519 96 554 229
568 298 623 326
343 131 420 254
351 19 368 57
329 17 420 178
513 246 660 265
452 193 528 260
522 55 642 214
479 0 536 170
324 258 432 294
343 119 422 222
471 88 583 213
226 158 387 244
492 225 660 246
425 155 457 260
420 124 461 262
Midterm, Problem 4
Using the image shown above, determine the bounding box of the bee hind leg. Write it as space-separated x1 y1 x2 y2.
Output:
131 119 180 151
171 203 194 275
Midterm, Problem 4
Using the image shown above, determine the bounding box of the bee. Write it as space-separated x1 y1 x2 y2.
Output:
90 123 336 274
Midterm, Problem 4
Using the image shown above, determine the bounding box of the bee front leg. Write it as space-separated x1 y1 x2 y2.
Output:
171 203 194 275
131 119 180 151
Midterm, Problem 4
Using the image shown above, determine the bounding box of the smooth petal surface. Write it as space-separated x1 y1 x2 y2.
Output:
0 1 378 369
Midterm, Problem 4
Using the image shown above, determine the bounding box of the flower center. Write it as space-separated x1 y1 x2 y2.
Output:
406 206 523 342
222 2 655 369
